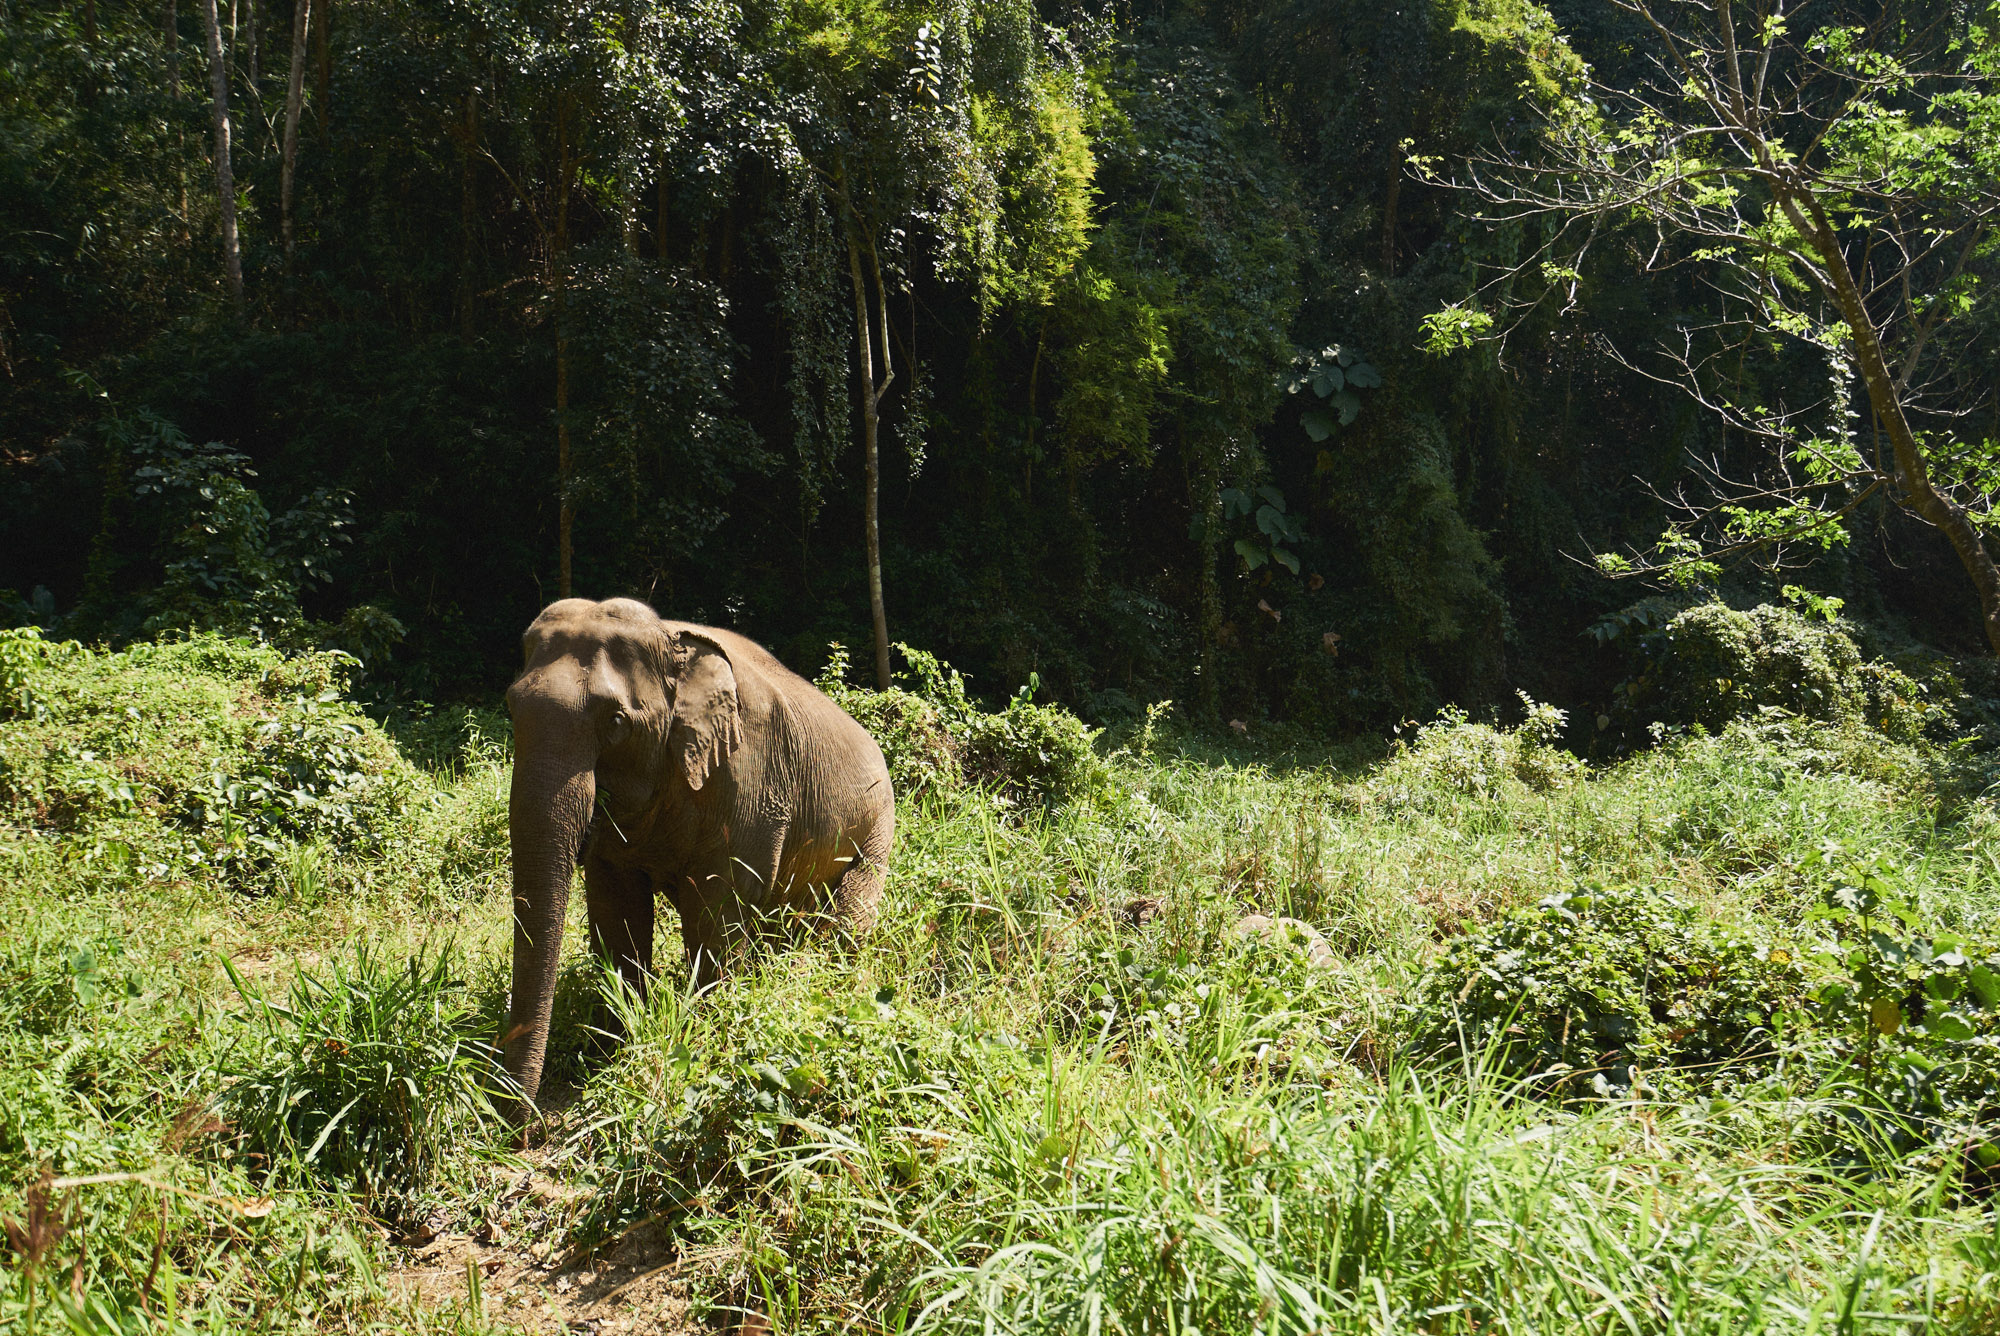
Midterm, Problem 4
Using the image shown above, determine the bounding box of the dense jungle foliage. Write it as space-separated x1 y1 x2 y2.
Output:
4 0 1996 728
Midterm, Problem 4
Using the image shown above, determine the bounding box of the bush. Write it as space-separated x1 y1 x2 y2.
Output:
218 944 507 1202
818 643 1108 806
0 626 83 720
0 920 163 1176
1420 882 1810 1098
1364 693 1581 810
817 645 964 799
0 631 419 888
960 700 1107 805
1798 850 2000 1170
571 979 997 1233
1606 601 1939 742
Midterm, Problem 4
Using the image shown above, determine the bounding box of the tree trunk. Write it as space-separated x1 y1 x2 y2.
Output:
1380 152 1403 275
279 0 309 282
165 0 179 97
457 90 478 338
198 0 245 315
311 0 327 135
245 0 258 89
844 222 893 690
554 95 576 599
1774 184 2000 655
656 171 669 261
1190 441 1222 723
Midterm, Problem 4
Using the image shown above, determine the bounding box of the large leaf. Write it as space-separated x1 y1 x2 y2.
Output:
1311 365 1344 397
1921 1010 1978 1041
1334 391 1363 425
1220 487 1252 519
1256 504 1285 537
1233 538 1269 570
1301 409 1334 442
1271 546 1301 574
1255 485 1286 512
1346 361 1382 388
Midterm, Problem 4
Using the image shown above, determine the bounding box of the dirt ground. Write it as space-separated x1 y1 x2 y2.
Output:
384 1085 734 1336
389 1197 703 1336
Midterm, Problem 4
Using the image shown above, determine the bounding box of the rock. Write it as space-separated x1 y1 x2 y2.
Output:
1120 895 1165 926
1230 914 1337 969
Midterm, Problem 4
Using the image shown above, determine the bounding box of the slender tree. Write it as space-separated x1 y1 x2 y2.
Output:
841 202 894 689
779 0 1094 688
198 0 245 314
280 0 310 278
553 93 577 599
164 0 179 99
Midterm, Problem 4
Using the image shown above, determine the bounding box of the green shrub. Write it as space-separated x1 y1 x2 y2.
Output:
817 643 1108 806
218 944 508 1201
0 922 163 1176
1365 693 1581 810
0 632 419 887
1799 850 2000 1169
1420 882 1810 1098
0 626 82 720
569 979 997 1234
1610 601 1940 741
817 644 964 799
959 699 1107 806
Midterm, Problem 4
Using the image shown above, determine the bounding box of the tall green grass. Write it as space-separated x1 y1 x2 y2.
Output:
5 638 2000 1332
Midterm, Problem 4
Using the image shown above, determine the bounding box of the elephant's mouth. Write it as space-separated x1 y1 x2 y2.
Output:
593 783 662 844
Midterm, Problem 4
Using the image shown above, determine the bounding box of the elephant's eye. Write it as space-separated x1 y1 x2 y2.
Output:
606 708 633 744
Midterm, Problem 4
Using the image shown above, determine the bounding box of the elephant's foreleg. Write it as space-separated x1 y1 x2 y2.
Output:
671 867 736 991
584 855 655 1013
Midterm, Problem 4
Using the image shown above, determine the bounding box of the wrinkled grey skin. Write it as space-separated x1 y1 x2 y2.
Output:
502 598 893 1108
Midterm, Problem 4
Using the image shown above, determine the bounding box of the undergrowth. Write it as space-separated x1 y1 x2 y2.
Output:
3 628 2000 1332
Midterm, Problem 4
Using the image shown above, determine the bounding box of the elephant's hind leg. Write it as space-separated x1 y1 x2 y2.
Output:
831 815 894 937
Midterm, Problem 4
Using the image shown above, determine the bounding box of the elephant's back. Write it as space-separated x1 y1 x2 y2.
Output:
665 621 892 807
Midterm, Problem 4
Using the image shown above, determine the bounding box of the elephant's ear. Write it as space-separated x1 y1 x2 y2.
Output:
669 632 743 792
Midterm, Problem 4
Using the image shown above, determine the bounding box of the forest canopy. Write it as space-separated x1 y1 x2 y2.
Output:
3 0 1997 733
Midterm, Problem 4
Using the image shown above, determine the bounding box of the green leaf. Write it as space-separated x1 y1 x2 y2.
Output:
1921 1011 1977 1041
1870 995 1902 1035
1969 964 2000 1009
1233 538 1269 569
1272 547 1301 574
1311 366 1344 396
1334 391 1362 425
1302 409 1334 442
1346 361 1382 388
1220 488 1252 519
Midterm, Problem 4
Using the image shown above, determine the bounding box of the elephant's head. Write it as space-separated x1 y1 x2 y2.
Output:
501 597 743 1109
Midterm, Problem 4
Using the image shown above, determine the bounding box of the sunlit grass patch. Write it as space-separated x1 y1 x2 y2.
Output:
218 945 513 1206
5 636 2000 1331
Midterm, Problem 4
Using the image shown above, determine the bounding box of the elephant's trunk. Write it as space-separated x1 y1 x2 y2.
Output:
503 721 596 1115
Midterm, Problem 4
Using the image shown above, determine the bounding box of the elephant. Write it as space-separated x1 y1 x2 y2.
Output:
500 597 894 1108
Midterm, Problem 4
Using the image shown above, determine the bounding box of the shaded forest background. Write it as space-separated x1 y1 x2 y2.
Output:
3 0 1994 734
